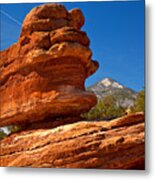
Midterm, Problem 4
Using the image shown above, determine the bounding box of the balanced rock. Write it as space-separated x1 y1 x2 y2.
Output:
0 4 99 127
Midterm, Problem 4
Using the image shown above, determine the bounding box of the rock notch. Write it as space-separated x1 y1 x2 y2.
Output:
0 4 99 127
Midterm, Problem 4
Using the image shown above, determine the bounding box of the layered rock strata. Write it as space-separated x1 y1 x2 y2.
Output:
0 112 145 169
0 4 99 127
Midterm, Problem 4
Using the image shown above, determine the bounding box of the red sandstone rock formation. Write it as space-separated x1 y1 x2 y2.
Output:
0 4 99 127
0 112 145 169
0 4 144 170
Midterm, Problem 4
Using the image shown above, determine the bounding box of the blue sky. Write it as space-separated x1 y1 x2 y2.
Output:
0 1 145 91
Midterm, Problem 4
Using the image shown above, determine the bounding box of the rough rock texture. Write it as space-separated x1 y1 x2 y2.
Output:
0 112 145 169
20 4 85 36
0 4 99 127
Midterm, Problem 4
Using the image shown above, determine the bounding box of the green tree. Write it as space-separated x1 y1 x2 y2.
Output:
134 90 145 112
81 95 126 120
0 129 7 140
101 95 125 119
81 100 104 120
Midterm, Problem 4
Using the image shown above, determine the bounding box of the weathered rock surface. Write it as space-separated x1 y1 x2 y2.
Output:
20 4 85 36
0 4 99 127
0 112 145 169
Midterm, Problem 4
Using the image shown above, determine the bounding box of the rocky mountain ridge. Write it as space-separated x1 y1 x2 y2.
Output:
88 77 138 108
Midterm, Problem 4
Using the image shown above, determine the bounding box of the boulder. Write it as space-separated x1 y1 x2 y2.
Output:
0 4 98 126
0 4 98 127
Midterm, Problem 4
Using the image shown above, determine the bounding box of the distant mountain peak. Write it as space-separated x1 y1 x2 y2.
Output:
88 77 137 108
99 78 124 89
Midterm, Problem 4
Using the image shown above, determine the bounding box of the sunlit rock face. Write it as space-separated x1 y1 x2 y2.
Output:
0 4 99 127
0 112 145 169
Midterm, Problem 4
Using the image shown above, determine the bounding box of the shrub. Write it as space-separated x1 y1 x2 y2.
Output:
81 95 126 120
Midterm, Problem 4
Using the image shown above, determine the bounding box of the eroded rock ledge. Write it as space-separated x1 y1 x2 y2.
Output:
0 112 145 169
